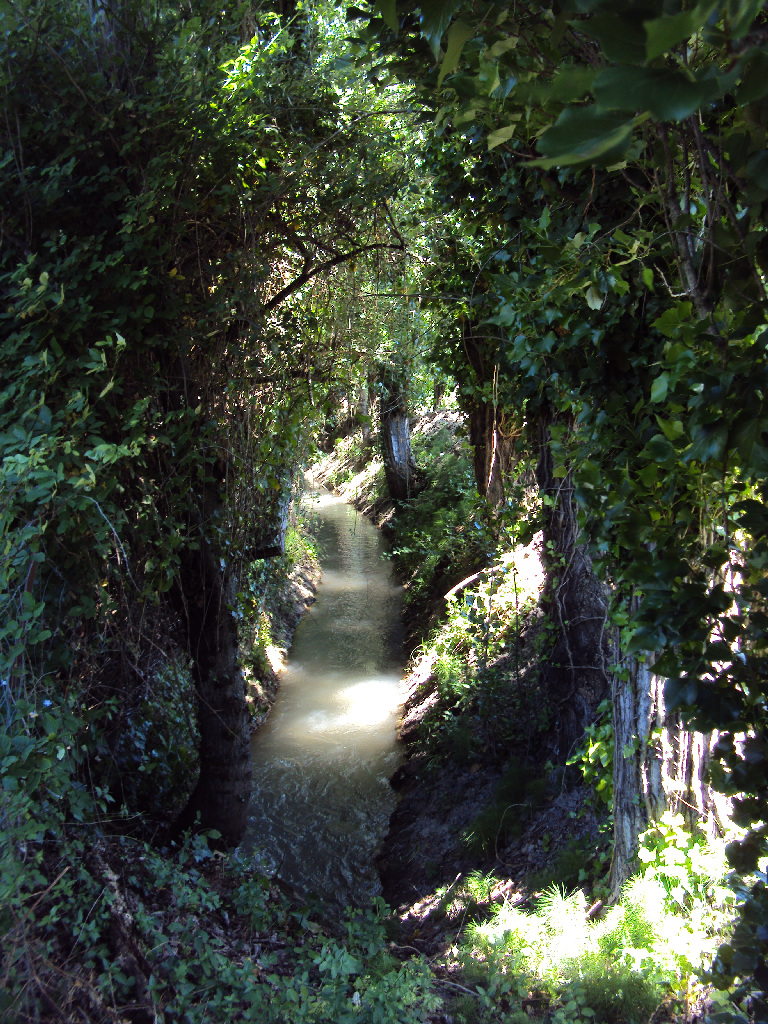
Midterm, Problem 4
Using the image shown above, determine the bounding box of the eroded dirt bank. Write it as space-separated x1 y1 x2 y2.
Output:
375 654 602 950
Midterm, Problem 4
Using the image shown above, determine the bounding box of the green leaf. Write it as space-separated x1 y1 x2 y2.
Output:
535 106 636 167
643 3 717 61
419 0 464 58
726 832 763 873
486 35 518 59
438 20 474 87
577 12 647 63
656 416 684 441
594 65 721 121
734 498 768 535
637 462 658 487
642 433 676 462
735 48 768 103
578 460 600 489
487 121 519 150
529 66 596 105
665 677 699 708
729 0 765 39
652 302 692 338
744 150 768 192
688 424 728 463
733 414 768 464
649 372 668 403
375 0 398 31
627 625 666 654
548 65 595 103
585 285 603 309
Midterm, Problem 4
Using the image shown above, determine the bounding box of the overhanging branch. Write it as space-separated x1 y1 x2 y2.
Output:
261 240 405 312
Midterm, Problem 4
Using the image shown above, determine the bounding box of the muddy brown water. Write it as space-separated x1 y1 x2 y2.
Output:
242 490 405 910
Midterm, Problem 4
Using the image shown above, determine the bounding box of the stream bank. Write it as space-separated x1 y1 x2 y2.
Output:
244 554 321 731
376 655 603 948
311 417 605 950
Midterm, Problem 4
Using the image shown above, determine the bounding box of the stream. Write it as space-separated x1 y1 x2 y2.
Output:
242 489 406 910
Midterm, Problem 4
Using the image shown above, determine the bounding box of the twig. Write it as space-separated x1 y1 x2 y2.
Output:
82 497 140 591
436 978 482 997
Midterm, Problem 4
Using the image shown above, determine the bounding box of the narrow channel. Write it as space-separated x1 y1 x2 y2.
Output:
243 489 405 910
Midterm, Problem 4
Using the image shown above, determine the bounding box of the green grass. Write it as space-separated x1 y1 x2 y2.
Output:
441 822 738 1024
526 836 604 895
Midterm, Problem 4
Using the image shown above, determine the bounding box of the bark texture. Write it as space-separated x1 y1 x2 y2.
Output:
609 646 719 898
378 365 418 501
609 655 666 898
172 533 252 846
534 408 611 762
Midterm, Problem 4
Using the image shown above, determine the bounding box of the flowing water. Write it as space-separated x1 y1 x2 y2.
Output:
243 489 405 910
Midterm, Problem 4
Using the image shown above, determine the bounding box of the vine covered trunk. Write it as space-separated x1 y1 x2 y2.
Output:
534 407 611 761
460 324 514 505
468 400 514 505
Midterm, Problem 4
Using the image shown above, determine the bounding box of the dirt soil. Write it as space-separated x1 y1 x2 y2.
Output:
378 653 603 953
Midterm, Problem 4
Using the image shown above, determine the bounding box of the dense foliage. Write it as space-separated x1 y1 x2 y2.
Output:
346 0 768 1011
3 0 768 1019
0 0 416 1016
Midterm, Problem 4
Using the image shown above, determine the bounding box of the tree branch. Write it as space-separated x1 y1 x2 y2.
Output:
261 240 405 312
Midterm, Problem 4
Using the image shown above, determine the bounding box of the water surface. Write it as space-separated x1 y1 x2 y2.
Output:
243 490 405 909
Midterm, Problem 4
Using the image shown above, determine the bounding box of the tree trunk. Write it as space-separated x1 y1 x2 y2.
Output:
468 400 514 505
358 383 371 447
664 720 719 828
609 652 666 898
534 407 611 762
172 534 251 846
459 323 515 505
378 364 417 501
609 645 718 898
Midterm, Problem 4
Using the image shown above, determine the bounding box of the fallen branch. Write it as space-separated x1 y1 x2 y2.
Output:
444 572 483 601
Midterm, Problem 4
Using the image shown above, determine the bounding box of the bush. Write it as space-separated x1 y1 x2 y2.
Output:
111 657 200 820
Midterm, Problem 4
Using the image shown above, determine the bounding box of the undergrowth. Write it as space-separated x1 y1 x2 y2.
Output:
440 815 739 1024
412 544 546 769
388 425 479 608
1 800 443 1023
